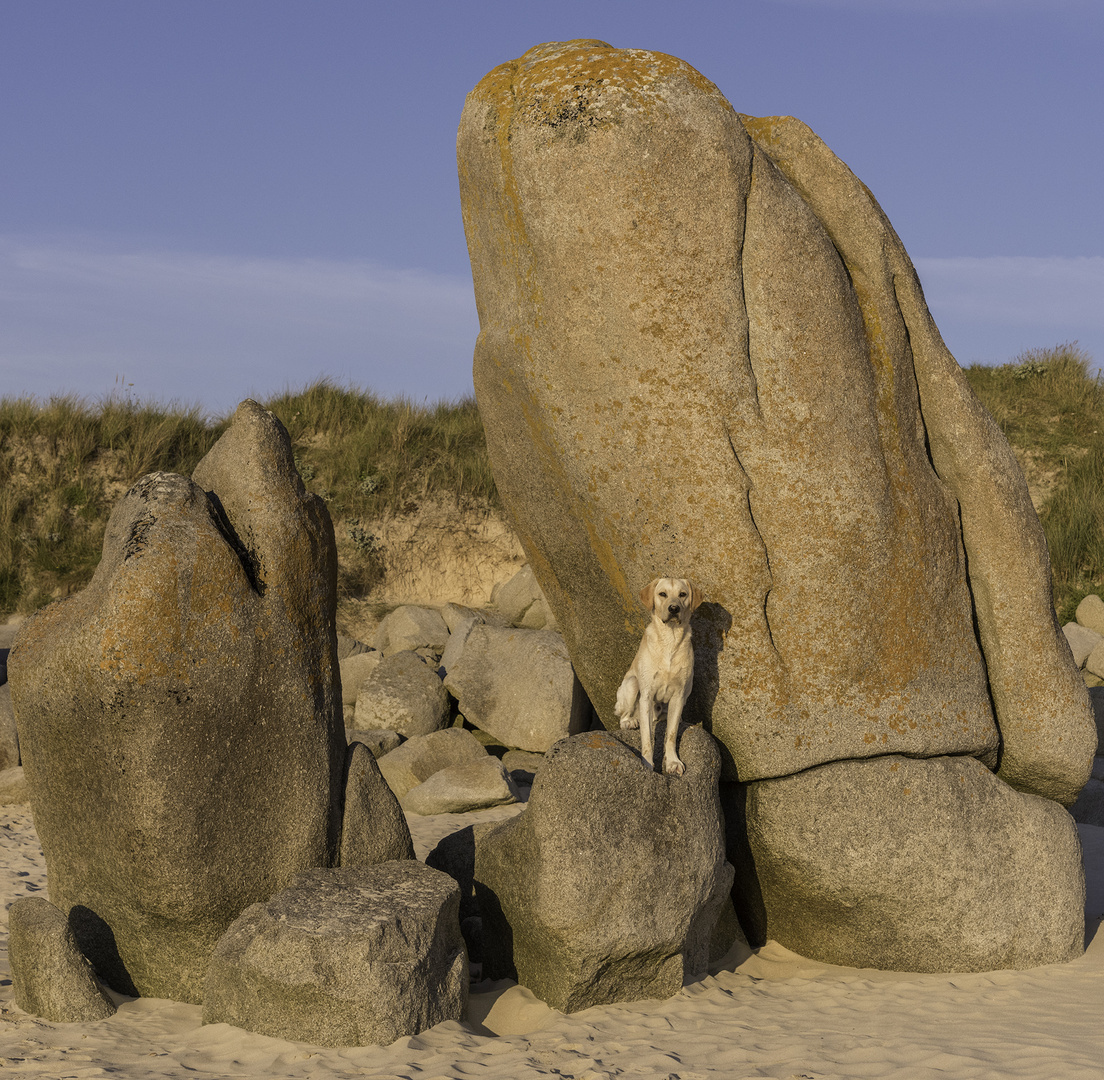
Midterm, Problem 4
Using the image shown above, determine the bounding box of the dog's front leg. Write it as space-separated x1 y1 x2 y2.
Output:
662 689 689 777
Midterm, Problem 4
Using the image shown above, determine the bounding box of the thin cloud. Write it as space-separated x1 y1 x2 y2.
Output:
0 238 480 415
2 240 1100 414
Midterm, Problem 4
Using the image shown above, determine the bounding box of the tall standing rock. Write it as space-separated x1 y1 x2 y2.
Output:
8 400 345 1003
457 40 1094 802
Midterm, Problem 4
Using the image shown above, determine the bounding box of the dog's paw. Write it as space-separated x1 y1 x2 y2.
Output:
618 715 639 730
663 756 686 777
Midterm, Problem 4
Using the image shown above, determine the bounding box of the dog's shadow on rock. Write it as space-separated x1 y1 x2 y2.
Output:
687 601 732 739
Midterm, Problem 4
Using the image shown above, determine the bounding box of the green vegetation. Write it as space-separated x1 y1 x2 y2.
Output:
0 395 221 614
0 382 496 616
964 343 1104 623
1 350 1101 625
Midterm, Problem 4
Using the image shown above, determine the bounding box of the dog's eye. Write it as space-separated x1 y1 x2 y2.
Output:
679 591 687 598
658 591 667 598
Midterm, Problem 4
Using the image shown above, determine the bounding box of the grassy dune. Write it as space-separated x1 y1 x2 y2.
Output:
963 344 1104 622
0 347 1099 622
0 383 495 614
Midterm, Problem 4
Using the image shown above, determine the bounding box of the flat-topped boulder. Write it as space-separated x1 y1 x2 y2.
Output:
203 862 467 1046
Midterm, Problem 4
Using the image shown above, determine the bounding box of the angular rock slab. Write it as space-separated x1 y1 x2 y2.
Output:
474 726 734 1012
443 625 588 752
377 727 490 801
374 605 449 657
353 651 450 737
402 755 520 815
7 400 345 1003
458 40 1094 801
727 754 1085 971
339 649 382 706
203 862 467 1046
9 897 117 1022
340 741 415 866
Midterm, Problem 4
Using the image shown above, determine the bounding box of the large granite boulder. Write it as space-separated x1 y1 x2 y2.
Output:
458 40 1094 803
7 400 345 1003
9 897 117 1022
725 754 1085 971
202 862 467 1046
443 625 589 752
473 726 734 1012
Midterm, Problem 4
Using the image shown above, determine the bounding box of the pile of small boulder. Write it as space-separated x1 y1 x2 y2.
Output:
337 563 589 817
1061 596 1104 826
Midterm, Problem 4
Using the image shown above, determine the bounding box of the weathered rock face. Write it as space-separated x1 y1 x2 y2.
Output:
7 400 344 1003
443 625 589 752
473 726 734 1012
725 755 1085 971
202 863 468 1047
340 741 415 866
458 40 1094 801
9 897 117 1022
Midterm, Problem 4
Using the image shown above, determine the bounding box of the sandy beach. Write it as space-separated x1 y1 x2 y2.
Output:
2 801 1102 1079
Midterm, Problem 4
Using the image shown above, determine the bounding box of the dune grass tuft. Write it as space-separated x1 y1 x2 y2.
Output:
964 343 1104 623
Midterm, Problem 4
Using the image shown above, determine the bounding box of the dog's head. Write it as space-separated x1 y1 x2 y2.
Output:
640 577 703 627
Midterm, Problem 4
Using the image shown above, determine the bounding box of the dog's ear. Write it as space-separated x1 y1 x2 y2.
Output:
688 581 705 612
640 579 658 612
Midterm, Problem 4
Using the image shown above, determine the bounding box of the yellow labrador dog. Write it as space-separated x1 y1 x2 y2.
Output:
615 577 703 776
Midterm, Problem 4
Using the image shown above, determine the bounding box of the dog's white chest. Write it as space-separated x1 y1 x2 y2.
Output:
649 641 694 703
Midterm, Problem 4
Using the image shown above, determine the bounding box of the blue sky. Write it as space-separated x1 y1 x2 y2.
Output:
2 0 1101 415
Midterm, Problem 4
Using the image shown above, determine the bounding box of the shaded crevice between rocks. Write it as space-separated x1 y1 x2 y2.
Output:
122 511 155 561
202 490 265 597
735 147 761 419
724 425 779 663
